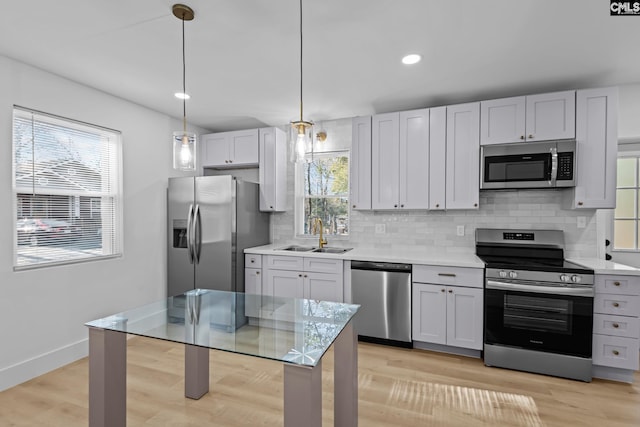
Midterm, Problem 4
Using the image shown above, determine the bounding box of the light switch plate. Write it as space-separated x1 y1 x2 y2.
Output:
456 225 465 236
577 217 587 229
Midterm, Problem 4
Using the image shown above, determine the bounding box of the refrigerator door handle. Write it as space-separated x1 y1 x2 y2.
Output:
186 204 195 264
194 203 202 264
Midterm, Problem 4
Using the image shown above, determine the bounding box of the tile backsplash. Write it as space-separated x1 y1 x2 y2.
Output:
271 187 598 259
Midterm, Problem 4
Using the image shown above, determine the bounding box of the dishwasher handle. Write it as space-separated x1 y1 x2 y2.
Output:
351 261 412 273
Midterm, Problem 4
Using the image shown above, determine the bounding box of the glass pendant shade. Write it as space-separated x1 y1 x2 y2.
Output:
173 131 197 171
291 122 313 163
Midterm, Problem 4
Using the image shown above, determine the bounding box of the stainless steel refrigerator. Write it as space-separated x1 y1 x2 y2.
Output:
167 175 270 297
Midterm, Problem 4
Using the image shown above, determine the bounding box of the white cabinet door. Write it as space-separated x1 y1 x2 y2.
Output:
446 286 483 350
412 283 447 344
399 109 429 209
446 102 480 210
350 116 372 210
305 271 344 302
569 87 618 209
259 127 287 212
429 106 447 210
525 91 575 142
480 96 526 145
372 112 400 209
265 269 304 299
229 129 259 165
245 268 262 295
201 133 229 167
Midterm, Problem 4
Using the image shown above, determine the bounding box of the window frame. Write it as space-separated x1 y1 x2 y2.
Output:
294 150 350 239
612 142 640 253
12 105 124 270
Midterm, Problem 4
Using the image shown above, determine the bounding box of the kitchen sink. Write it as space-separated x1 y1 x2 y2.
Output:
311 247 353 254
278 245 316 252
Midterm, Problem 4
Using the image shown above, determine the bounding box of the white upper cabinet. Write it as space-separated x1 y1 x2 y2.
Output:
372 109 429 210
201 129 259 168
259 127 287 212
350 116 372 210
480 90 575 145
429 106 447 210
446 102 480 210
567 87 618 209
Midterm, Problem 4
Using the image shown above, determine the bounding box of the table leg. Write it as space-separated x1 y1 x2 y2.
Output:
283 362 322 427
334 321 358 426
185 344 209 399
88 327 126 427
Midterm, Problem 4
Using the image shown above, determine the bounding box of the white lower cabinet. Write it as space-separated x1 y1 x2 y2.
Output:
592 274 640 381
263 255 344 302
412 265 484 351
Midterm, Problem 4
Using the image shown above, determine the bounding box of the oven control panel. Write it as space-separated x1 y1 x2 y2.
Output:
487 268 594 286
502 232 534 241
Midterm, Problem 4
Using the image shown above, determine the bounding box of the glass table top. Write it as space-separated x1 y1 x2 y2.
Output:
86 289 360 367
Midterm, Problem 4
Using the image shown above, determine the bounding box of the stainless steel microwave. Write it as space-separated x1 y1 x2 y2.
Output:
480 140 576 190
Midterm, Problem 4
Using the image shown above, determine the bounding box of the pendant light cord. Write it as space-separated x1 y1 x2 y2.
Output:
299 0 303 122
182 13 187 134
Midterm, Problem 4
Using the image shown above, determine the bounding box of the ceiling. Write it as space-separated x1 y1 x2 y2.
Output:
1 0 639 133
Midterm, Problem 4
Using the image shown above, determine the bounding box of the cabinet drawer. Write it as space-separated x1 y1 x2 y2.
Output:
592 334 640 370
245 254 262 269
265 255 304 271
595 275 640 296
593 313 640 338
594 293 640 317
413 264 483 288
304 257 343 274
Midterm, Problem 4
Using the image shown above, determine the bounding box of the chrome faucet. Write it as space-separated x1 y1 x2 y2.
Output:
312 218 328 248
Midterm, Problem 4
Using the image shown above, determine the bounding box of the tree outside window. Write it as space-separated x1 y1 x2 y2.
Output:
299 152 349 237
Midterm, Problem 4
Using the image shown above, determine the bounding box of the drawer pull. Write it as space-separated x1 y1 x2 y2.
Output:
438 273 457 277
613 350 620 356
441 289 445 293
612 323 619 328
448 289 453 293
613 302 620 308
613 281 621 286
256 271 260 275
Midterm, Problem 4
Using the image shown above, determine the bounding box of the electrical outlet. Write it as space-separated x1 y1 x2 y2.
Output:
375 223 386 234
577 217 587 229
456 225 465 236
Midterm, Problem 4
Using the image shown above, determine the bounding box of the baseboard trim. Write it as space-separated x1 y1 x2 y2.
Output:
0 338 88 392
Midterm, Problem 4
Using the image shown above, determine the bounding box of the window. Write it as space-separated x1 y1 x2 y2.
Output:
614 153 640 250
297 152 350 236
12 107 122 269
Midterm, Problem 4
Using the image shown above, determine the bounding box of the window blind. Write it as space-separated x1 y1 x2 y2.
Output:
13 106 123 269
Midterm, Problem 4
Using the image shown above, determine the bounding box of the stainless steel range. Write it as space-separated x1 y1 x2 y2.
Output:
476 228 595 382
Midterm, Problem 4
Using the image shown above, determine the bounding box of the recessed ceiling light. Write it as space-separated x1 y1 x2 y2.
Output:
174 92 190 100
402 54 421 65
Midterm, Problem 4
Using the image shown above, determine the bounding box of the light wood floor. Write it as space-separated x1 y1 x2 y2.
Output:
1 337 639 426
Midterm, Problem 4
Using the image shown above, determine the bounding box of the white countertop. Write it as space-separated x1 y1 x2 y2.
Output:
568 257 640 276
245 243 486 269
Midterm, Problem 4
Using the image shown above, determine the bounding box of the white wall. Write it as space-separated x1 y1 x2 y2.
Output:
619 83 640 142
0 55 205 391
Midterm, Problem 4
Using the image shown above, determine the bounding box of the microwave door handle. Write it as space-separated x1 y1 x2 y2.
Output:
550 147 558 187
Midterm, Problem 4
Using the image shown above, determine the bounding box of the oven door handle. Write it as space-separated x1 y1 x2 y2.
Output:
486 280 594 297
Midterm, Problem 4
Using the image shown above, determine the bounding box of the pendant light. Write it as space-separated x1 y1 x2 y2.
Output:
290 0 313 163
172 4 196 171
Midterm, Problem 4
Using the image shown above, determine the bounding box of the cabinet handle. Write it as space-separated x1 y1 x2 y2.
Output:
400 204 404 208
613 350 620 356
352 204 356 208
578 201 583 206
436 204 440 208
229 160 233 163
448 289 453 293
528 134 534 139
304 274 308 278
520 135 525 140
474 203 478 207
298 274 303 277
225 160 229 163
270 206 273 209
250 259 255 263
438 273 456 277
440 289 445 293
394 204 398 208
613 302 620 308
614 281 621 286
613 323 619 328
256 271 260 275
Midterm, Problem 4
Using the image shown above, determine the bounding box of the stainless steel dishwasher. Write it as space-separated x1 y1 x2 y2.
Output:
351 261 412 348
